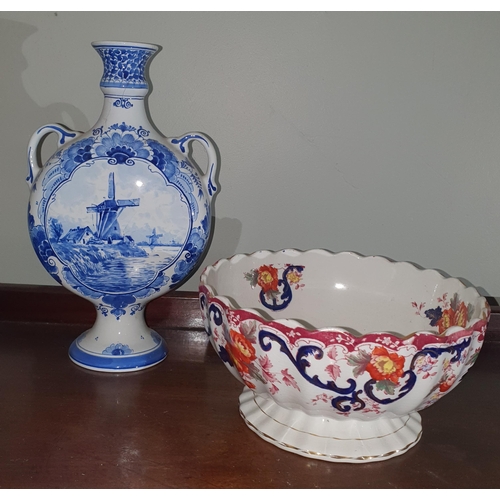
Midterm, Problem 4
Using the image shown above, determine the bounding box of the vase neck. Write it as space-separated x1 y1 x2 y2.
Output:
91 41 158 130
92 41 159 98
93 95 151 130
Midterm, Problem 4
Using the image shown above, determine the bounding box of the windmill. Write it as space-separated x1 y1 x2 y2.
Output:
87 173 140 242
147 228 163 247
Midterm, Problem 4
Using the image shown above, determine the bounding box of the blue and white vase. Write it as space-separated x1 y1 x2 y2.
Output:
26 41 220 372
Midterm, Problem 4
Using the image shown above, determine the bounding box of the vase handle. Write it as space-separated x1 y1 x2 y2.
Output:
27 124 82 188
170 132 220 201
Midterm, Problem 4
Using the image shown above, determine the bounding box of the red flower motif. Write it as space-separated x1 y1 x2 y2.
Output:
257 265 279 293
437 302 468 334
226 329 256 375
365 346 405 384
244 380 256 390
439 374 457 393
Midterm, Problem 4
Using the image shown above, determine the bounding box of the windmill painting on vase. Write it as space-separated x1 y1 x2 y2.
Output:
45 158 191 294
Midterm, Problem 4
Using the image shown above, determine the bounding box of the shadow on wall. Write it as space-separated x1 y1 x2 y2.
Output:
182 216 243 292
0 18 91 285
0 18 91 161
173 124 243 292
1 18 241 290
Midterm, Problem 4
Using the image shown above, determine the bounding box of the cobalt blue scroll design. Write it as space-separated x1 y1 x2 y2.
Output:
260 265 305 311
208 301 224 332
200 298 224 338
200 292 223 337
244 264 304 311
257 330 446 413
244 264 305 312
170 134 219 198
363 339 471 405
363 370 417 406
203 300 234 365
113 98 133 109
259 330 363 412
171 134 209 153
412 336 472 366
206 163 218 198
45 125 78 146
199 293 208 322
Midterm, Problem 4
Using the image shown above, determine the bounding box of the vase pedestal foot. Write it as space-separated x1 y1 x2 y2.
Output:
68 310 168 373
239 387 422 463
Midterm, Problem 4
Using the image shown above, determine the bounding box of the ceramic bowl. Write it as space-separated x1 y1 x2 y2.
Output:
199 249 490 463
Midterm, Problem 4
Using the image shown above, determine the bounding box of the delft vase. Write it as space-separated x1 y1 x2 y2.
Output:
26 41 220 372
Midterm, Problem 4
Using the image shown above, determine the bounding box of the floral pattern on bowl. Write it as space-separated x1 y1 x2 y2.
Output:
244 263 305 311
412 292 474 334
199 249 490 462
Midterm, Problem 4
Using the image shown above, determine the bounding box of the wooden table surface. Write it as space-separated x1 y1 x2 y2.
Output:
1 312 500 489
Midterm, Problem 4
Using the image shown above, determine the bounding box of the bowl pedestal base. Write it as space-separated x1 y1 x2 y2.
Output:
239 387 422 463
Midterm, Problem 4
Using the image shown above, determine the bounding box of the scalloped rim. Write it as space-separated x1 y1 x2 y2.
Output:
199 248 491 341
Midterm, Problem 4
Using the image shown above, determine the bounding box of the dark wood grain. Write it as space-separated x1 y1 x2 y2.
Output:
0 319 499 488
0 284 499 342
0 284 203 330
0 283 499 488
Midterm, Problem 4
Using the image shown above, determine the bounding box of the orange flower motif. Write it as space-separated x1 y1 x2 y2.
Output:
454 301 468 329
439 374 457 393
437 302 468 334
366 346 405 384
226 329 256 374
257 265 279 293
287 270 302 285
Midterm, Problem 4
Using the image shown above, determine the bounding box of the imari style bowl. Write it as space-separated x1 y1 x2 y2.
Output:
199 249 490 463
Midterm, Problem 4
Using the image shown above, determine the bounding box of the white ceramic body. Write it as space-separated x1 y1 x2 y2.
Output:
27 41 219 372
199 249 490 462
